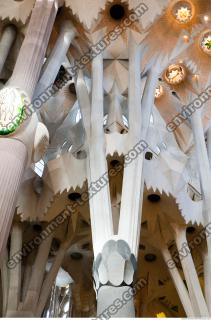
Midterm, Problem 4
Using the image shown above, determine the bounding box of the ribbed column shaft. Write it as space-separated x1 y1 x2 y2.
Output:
118 36 143 256
34 20 75 98
7 222 22 311
9 0 58 99
0 25 16 74
161 246 194 317
88 54 113 256
0 139 27 260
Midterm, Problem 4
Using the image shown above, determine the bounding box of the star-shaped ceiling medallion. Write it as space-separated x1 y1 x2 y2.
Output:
170 0 195 25
91 1 143 43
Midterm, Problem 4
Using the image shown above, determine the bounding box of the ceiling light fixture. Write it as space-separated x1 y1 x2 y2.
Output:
199 29 211 56
171 1 194 24
164 64 186 85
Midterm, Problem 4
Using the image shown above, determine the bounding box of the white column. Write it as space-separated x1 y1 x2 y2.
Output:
191 104 211 314
118 34 143 257
34 20 75 98
9 0 59 99
87 54 113 256
0 0 59 263
161 246 195 317
173 224 209 317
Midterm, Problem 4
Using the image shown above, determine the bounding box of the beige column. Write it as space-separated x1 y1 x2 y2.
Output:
0 25 16 74
0 139 27 260
0 0 59 260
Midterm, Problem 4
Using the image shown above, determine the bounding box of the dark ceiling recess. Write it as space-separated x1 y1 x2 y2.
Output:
33 223 43 232
68 192 82 201
144 253 157 262
139 244 146 250
110 4 125 20
51 238 61 251
71 252 83 260
82 242 90 250
145 151 153 160
147 194 161 203
55 65 67 83
186 226 196 234
69 83 76 94
110 159 120 167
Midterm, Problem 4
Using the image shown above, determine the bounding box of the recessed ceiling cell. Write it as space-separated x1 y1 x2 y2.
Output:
147 194 161 203
109 4 125 20
186 226 195 234
145 253 157 262
145 151 153 160
70 252 83 260
32 223 43 232
68 192 82 201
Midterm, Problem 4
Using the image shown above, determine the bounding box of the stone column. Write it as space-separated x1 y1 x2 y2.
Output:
0 139 27 259
94 240 136 318
34 20 75 98
9 0 59 98
161 245 194 317
172 224 209 317
0 0 59 260
118 33 143 257
0 25 16 74
190 102 211 314
87 53 113 256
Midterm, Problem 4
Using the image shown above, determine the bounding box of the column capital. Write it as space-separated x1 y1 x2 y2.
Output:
93 239 137 293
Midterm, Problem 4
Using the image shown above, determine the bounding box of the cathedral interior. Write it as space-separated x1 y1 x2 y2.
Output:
0 0 211 318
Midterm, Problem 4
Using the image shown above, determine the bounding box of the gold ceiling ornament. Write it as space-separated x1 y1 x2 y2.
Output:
170 0 195 24
199 29 211 56
164 64 186 85
155 85 164 99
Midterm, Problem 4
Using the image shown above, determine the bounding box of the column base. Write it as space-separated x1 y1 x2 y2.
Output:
97 285 135 318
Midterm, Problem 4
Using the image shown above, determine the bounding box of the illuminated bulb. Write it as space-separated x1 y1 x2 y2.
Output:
154 85 164 99
175 6 192 23
204 16 209 22
171 1 194 24
164 64 186 85
183 35 189 42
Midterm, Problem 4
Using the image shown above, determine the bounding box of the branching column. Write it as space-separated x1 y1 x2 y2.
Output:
172 224 209 317
190 100 211 315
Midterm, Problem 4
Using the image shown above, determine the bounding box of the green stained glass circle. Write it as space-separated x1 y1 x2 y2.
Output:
0 87 25 135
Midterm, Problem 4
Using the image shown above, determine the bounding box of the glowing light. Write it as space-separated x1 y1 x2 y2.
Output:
164 64 186 85
171 1 194 24
155 85 164 99
176 6 192 23
156 312 166 318
204 15 209 22
183 35 189 42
